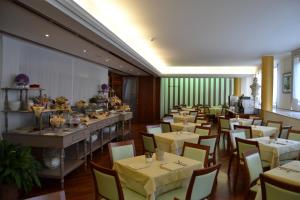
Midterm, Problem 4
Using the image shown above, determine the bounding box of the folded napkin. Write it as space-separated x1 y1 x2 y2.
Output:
160 162 184 171
128 163 150 170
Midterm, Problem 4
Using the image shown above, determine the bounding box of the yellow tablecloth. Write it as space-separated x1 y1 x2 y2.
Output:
114 153 203 200
181 108 196 112
171 122 197 132
255 161 300 200
251 125 279 138
173 114 196 123
251 137 300 168
155 132 199 155
230 118 254 129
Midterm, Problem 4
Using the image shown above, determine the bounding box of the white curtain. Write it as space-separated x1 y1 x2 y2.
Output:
292 56 300 111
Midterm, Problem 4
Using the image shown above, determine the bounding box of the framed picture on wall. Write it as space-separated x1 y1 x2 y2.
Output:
282 72 292 93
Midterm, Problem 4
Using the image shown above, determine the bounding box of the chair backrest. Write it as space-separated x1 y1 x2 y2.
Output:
194 126 211 136
195 117 208 124
108 140 135 166
25 191 66 200
234 125 253 138
229 130 247 151
198 135 218 155
219 117 230 130
280 125 292 139
287 129 300 141
182 142 210 167
201 122 212 128
140 132 157 153
266 120 282 133
146 124 162 134
90 162 124 200
236 137 259 159
204 106 210 114
243 149 263 187
185 164 221 200
252 118 263 126
189 111 198 116
161 122 172 133
260 173 300 200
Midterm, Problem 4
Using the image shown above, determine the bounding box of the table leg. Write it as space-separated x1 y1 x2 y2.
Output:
60 148 65 189
122 121 125 140
84 139 87 169
101 129 104 152
90 133 93 160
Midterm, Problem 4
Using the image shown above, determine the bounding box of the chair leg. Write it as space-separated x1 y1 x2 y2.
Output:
227 153 234 177
234 160 240 190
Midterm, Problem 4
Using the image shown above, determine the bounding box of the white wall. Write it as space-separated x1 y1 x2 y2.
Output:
0 34 108 134
277 54 292 109
240 75 254 97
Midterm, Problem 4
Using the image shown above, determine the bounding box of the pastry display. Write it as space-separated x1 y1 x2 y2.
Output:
50 115 66 128
75 100 89 110
52 96 71 111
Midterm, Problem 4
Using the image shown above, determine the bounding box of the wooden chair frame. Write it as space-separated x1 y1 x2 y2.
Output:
194 125 212 135
287 129 300 139
108 140 136 167
218 116 231 153
189 111 198 116
161 121 172 132
252 118 263 126
260 173 300 200
200 122 212 128
90 162 124 200
182 142 210 167
140 132 157 153
280 125 292 139
198 135 218 165
266 120 283 135
234 125 253 138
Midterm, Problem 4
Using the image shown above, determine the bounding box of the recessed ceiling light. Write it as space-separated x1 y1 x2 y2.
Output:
83 49 87 53
44 34 50 38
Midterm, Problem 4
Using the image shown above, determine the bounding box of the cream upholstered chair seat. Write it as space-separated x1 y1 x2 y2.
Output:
182 142 210 167
157 164 221 200
140 132 157 153
108 140 136 167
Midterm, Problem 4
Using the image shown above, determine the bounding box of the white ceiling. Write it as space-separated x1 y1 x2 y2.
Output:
102 0 300 66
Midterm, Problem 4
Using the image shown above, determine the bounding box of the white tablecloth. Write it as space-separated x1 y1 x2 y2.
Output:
114 153 203 200
171 122 197 132
251 125 279 138
155 132 199 155
255 161 300 200
173 114 196 123
230 118 254 130
251 137 300 168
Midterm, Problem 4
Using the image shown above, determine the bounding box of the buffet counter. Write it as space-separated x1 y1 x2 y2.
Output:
3 112 132 189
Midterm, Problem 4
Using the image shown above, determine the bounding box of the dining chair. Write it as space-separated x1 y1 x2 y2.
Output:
195 116 208 124
146 124 162 134
108 140 136 167
161 122 172 133
157 164 221 200
287 129 300 141
90 162 144 200
25 191 66 200
227 129 247 177
279 125 292 139
194 126 211 136
260 173 300 200
234 125 253 138
218 116 231 152
252 118 263 126
189 111 198 117
162 114 174 123
266 120 283 136
204 106 210 115
198 135 218 165
242 149 263 199
140 132 157 153
234 138 260 188
182 142 210 167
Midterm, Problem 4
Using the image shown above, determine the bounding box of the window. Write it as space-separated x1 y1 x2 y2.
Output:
292 56 300 111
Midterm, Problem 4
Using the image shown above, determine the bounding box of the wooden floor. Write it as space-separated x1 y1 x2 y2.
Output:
24 123 254 200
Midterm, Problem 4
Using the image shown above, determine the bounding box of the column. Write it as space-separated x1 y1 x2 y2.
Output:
261 56 274 113
233 78 241 96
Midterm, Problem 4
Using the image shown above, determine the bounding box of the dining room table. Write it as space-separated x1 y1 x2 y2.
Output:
208 106 223 116
229 118 254 129
154 131 199 155
251 125 280 138
171 122 197 132
114 152 203 200
255 160 300 200
172 114 196 123
250 137 300 168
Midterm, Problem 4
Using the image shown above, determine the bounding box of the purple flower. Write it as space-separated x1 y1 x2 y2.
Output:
101 84 108 91
15 74 30 86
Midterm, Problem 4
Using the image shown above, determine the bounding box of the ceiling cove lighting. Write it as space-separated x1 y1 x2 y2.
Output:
73 0 257 75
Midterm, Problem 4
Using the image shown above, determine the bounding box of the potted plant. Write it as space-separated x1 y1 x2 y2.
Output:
0 140 41 200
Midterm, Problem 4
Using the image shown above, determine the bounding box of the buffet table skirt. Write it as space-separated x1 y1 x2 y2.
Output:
114 153 203 200
155 132 199 155
251 137 300 168
255 161 300 200
171 122 197 132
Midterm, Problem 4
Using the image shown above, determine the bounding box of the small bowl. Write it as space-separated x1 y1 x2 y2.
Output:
9 101 21 111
